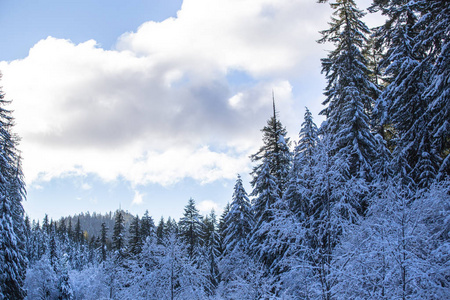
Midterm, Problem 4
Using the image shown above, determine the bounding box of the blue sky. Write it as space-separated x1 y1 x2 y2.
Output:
0 0 380 222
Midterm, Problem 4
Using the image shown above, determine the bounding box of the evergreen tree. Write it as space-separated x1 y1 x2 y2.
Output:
222 175 254 253
319 0 380 183
371 0 440 188
140 210 155 243
217 202 230 254
415 0 450 180
250 97 291 196
200 210 220 293
164 217 178 236
284 107 318 217
67 218 73 241
249 159 281 269
74 217 82 244
0 73 27 299
43 214 50 235
128 215 142 256
179 198 203 258
156 217 165 245
112 210 126 258
100 222 108 262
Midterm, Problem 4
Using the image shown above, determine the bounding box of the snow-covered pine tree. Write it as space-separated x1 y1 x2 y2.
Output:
156 217 165 245
284 107 318 218
222 175 254 254
200 210 220 294
415 0 450 181
250 97 291 196
217 202 230 254
100 222 108 262
371 0 440 188
140 210 155 243
74 217 82 244
319 0 380 185
249 159 281 271
128 215 142 257
298 134 364 299
179 198 203 258
112 210 126 259
0 73 27 300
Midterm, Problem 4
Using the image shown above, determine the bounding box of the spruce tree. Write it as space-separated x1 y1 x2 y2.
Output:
217 202 230 254
222 175 254 253
284 107 318 218
100 222 108 262
74 218 82 244
140 210 155 243
249 159 281 269
128 215 142 256
179 198 203 258
156 217 165 245
250 97 291 196
416 0 450 181
371 0 440 188
0 73 27 299
112 210 126 258
201 210 220 292
319 0 380 182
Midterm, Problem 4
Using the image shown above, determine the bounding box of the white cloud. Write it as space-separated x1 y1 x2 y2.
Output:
198 200 219 214
81 183 92 191
0 0 342 187
132 190 144 205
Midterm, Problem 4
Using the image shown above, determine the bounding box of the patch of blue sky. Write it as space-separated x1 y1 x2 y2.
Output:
25 173 134 222
25 172 238 223
225 69 257 89
0 0 183 61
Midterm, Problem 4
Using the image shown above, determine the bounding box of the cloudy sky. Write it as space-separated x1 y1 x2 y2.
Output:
0 0 380 222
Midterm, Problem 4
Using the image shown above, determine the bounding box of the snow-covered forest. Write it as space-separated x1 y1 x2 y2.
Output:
1 0 449 299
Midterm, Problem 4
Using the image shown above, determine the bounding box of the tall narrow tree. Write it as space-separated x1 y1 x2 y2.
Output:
0 73 27 299
222 175 254 253
250 96 291 196
319 0 380 183
179 198 203 258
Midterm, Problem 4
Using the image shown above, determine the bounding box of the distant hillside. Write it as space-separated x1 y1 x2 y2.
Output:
60 210 135 241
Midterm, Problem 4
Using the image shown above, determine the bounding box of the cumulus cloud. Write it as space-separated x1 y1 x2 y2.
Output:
0 0 336 187
132 190 144 205
198 200 219 214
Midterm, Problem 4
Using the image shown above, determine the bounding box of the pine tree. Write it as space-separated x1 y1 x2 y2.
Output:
200 210 220 293
250 97 291 196
112 210 126 258
249 159 281 269
74 217 82 244
67 218 73 241
284 107 318 218
128 215 142 256
297 134 364 299
0 73 27 299
415 0 450 180
371 0 440 188
222 175 254 253
140 210 155 243
217 202 230 254
100 222 108 262
319 0 380 183
156 217 165 245
179 198 203 258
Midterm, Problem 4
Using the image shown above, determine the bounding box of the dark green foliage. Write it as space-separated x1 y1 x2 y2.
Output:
112 210 126 258
250 98 291 195
179 198 203 258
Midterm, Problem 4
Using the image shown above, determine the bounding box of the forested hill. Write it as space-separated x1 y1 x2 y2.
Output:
36 210 136 241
